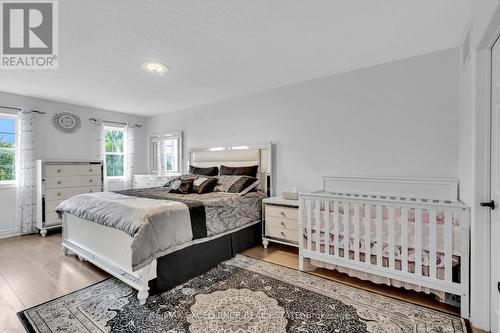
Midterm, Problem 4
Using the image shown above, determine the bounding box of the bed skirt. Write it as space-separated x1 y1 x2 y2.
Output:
149 222 262 294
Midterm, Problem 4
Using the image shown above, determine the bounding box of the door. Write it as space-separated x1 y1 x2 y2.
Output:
491 36 500 333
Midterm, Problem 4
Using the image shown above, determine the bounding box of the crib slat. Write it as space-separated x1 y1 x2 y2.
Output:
444 211 453 281
307 199 312 253
415 209 422 277
364 204 371 264
376 206 383 267
315 201 321 253
388 207 395 270
401 207 409 273
324 201 330 255
429 209 437 279
334 201 340 257
354 204 360 262
344 202 350 259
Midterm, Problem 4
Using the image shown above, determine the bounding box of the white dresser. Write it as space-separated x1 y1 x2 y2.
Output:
36 160 103 236
262 196 299 248
133 174 175 189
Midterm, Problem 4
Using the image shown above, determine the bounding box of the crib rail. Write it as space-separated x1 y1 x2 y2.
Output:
299 192 470 318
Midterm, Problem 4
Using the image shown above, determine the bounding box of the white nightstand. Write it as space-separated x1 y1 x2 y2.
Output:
262 196 300 248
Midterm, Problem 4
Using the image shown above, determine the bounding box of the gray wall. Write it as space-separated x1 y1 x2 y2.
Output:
0 91 147 236
148 48 459 194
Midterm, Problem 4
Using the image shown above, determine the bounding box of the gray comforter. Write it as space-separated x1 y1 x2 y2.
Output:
56 188 266 271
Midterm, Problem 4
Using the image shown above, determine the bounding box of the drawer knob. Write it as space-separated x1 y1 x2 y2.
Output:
280 231 285 236
57 181 61 184
57 193 61 196
89 179 93 183
89 190 93 193
57 169 61 173
89 169 93 172
280 212 286 217
280 221 285 226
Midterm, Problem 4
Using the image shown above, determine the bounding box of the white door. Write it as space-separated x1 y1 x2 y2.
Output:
490 36 500 333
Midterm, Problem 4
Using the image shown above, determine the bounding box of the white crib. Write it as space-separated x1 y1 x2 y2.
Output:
298 177 470 318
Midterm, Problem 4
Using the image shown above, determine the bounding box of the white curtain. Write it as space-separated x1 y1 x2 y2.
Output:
124 124 136 189
15 108 36 234
95 120 107 190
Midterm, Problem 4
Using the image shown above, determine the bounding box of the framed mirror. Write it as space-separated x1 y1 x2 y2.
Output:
150 131 183 174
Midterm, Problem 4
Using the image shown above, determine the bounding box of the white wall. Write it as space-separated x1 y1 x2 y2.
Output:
148 48 459 194
0 91 147 237
458 1 500 330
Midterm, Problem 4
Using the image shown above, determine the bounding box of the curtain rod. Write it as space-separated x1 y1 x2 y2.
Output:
0 105 46 114
89 117 142 128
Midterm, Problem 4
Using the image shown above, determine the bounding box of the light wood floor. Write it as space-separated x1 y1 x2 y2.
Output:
0 232 486 333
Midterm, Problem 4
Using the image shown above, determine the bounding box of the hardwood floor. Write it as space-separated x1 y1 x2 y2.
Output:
0 232 486 332
0 231 109 333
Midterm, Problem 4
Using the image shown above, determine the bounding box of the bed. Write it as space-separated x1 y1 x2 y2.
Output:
58 143 273 304
299 176 471 318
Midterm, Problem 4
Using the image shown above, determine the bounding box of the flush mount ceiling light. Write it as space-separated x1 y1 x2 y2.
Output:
141 62 169 76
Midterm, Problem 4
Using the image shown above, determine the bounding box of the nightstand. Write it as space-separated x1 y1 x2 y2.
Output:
262 196 299 248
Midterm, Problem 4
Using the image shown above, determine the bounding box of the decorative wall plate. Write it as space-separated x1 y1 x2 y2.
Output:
53 111 81 133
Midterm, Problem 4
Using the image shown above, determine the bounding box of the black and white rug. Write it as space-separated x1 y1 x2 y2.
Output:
18 255 466 332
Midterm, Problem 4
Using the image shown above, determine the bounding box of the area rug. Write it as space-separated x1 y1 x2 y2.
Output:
18 255 466 333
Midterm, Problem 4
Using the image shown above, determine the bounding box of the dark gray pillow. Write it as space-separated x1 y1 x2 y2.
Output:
192 176 218 194
168 176 195 194
189 165 219 176
219 165 258 177
214 175 259 194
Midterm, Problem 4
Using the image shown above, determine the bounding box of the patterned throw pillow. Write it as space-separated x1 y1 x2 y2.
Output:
219 165 259 177
168 176 195 194
189 165 219 177
214 175 259 194
192 176 218 194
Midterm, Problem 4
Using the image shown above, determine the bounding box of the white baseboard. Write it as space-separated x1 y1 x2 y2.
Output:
0 228 20 239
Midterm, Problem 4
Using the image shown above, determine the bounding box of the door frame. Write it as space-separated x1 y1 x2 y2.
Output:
474 7 500 331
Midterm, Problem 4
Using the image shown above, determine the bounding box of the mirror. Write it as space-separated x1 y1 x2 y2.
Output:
150 131 183 174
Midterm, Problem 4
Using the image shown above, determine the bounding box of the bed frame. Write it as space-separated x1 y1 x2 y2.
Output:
298 176 471 318
62 143 273 304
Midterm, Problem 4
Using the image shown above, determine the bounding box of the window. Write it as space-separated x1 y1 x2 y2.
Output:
104 126 124 178
0 113 16 184
150 132 182 174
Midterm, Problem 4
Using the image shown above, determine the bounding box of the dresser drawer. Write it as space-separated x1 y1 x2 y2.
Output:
45 164 101 177
45 176 102 189
265 205 298 220
133 178 156 189
46 186 101 201
265 225 299 243
45 199 64 213
266 216 298 230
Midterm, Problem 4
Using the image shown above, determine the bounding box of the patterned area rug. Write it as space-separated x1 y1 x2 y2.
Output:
18 255 466 333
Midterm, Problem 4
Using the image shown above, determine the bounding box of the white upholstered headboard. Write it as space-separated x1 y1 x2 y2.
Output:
188 143 273 196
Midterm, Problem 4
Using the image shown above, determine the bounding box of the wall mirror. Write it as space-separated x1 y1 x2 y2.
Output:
150 131 183 174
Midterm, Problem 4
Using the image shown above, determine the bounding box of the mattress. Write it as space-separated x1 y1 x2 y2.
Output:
56 188 267 271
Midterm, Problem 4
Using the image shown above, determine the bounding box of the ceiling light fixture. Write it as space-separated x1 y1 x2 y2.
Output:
142 62 169 76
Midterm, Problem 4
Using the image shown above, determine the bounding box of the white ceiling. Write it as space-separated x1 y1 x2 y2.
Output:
0 0 472 116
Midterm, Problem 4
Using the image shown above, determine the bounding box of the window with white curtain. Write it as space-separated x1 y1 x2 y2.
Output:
104 126 125 178
0 113 17 184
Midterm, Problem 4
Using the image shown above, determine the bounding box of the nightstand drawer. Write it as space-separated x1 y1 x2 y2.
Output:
266 205 298 220
266 226 298 243
266 216 298 230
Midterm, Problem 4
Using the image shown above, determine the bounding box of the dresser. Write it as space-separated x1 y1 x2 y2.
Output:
133 174 175 189
262 196 299 248
36 160 103 236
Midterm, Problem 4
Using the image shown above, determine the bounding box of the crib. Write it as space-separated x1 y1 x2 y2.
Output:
298 177 470 318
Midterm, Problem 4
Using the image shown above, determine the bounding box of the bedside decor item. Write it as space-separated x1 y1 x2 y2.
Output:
53 111 81 133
